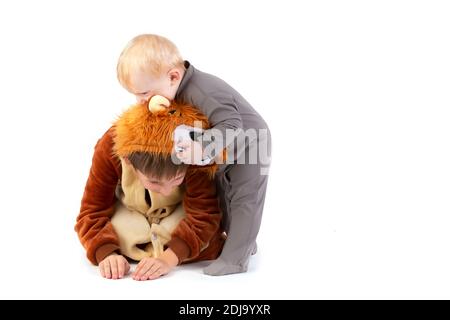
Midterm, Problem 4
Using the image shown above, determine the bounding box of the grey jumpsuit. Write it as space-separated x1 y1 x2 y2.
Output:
175 61 271 275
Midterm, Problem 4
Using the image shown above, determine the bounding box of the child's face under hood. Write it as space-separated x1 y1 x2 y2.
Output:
134 168 186 197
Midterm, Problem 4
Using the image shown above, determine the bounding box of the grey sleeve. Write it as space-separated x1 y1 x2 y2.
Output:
191 93 243 159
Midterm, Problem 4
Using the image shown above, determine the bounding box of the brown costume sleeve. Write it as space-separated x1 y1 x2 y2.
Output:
167 167 222 263
75 128 122 265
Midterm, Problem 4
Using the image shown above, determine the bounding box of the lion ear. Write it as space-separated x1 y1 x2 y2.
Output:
148 95 170 113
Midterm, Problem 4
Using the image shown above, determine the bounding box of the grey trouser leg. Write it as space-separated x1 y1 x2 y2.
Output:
204 127 271 276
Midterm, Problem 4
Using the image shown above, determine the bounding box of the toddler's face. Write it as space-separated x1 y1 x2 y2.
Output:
129 71 178 105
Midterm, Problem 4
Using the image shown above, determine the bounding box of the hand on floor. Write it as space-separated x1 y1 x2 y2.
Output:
99 253 130 279
132 257 172 281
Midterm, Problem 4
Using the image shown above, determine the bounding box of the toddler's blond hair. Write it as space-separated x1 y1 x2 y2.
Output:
117 34 184 89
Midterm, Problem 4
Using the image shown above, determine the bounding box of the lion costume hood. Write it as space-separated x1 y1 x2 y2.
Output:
112 95 218 179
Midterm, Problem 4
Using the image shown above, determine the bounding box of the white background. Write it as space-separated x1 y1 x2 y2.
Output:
0 0 449 299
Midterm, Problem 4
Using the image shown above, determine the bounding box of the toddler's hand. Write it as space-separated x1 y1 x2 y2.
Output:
173 124 213 165
175 140 207 165
99 253 130 279
132 257 173 281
